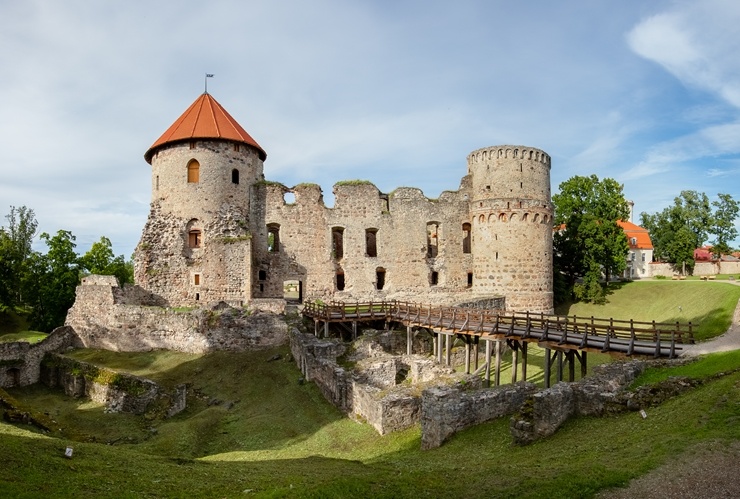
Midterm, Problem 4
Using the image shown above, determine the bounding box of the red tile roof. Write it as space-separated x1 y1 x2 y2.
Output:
145 93 266 163
617 220 653 250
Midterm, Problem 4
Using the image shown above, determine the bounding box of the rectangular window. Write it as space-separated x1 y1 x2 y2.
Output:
366 229 378 257
462 223 471 254
426 222 439 258
193 274 200 286
376 268 385 290
430 271 439 286
189 230 202 248
641 253 646 262
332 227 344 259
267 224 280 252
336 272 345 291
467 272 473 287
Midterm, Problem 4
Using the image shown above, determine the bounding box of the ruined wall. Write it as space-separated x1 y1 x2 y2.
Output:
135 140 263 307
0 326 80 388
41 353 186 417
420 381 536 449
66 276 287 353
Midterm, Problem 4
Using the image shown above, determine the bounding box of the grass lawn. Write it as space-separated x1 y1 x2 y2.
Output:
1 346 739 498
557 280 740 341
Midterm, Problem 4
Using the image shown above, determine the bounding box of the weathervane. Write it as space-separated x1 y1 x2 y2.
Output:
205 73 214 93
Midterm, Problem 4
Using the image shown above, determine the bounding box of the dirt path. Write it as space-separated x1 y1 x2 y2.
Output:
681 295 740 356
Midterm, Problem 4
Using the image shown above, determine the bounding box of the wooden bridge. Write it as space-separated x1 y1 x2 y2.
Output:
301 301 695 388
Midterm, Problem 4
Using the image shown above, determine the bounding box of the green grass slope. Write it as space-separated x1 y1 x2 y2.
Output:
557 281 740 341
1 347 739 498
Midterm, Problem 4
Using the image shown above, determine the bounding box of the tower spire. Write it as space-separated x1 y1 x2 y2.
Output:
205 73 214 94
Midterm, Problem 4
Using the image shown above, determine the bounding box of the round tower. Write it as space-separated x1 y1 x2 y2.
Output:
134 93 266 307
467 145 553 313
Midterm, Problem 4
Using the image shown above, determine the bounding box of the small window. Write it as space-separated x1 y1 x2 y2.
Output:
259 283 264 292
267 224 280 252
189 229 202 248
336 272 345 291
631 237 637 246
193 274 200 286
232 169 240 184
462 223 471 254
631 252 635 261
641 253 646 262
376 268 385 290
430 271 439 286
467 272 473 287
234 143 240 152
187 160 200 183
258 270 267 281
366 228 378 257
332 227 344 259
195 292 200 301
426 222 439 258
156 175 159 191
190 141 196 149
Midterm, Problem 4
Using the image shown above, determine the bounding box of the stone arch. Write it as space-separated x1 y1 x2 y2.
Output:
488 213 496 223
533 213 540 223
479 214 485 223
510 213 518 222
499 213 507 222
186 219 202 248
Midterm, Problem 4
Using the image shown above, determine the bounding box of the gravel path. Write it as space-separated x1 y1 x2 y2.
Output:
598 294 740 498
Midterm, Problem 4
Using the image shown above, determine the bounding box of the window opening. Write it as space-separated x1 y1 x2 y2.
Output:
375 268 385 290
232 169 240 184
259 283 264 292
467 272 473 287
195 292 200 301
332 227 344 259
187 159 200 183
188 229 202 248
258 270 267 281
430 271 439 286
267 224 280 252
462 223 471 254
366 228 378 257
234 143 240 152
336 272 345 291
189 141 196 149
426 222 439 258
193 274 200 285
156 175 159 191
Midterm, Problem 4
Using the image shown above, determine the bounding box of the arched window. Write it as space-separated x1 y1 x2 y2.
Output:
232 169 240 184
187 160 200 183
375 267 386 290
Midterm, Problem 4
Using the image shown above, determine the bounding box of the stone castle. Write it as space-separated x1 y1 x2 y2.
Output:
134 93 554 313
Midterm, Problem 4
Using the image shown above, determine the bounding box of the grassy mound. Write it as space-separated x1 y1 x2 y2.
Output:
557 280 740 341
1 346 738 498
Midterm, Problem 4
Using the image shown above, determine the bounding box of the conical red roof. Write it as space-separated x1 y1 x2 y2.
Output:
145 93 266 163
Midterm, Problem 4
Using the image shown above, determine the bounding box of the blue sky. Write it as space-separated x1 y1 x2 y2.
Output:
2 0 740 258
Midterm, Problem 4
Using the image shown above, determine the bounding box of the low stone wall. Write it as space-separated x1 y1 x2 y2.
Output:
510 361 647 445
420 381 536 449
41 353 186 417
0 327 81 388
290 329 468 435
66 276 288 353
650 261 740 277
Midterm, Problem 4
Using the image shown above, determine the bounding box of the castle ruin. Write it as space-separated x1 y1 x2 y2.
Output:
134 93 554 313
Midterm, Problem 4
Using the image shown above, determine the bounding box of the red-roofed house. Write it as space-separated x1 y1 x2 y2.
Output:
617 220 653 279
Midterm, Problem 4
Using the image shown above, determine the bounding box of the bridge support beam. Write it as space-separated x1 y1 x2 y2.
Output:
464 337 471 374
406 326 412 355
473 336 480 371
494 340 502 387
485 339 492 387
445 334 451 366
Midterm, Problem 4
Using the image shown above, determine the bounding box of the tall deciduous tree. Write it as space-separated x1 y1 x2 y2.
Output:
553 175 630 303
25 230 81 332
640 190 712 274
79 236 133 285
0 206 38 306
710 193 739 258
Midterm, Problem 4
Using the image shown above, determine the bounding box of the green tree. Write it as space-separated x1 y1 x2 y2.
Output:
553 175 630 303
640 190 712 274
0 206 38 307
25 230 81 332
709 193 739 259
79 236 133 285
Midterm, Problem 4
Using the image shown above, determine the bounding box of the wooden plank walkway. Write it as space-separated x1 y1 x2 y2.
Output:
302 300 694 358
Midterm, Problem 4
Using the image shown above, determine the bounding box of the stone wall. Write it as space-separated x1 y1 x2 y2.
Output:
510 361 646 445
41 353 186 417
420 381 537 449
0 326 80 388
649 261 740 277
66 276 288 353
290 329 468 435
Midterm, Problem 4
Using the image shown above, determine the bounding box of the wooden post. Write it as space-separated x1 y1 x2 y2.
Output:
494 340 502 386
407 326 412 355
438 333 444 363
581 351 587 378
557 350 564 382
485 339 492 387
323 321 329 339
568 351 575 382
521 341 528 382
432 334 438 361
474 336 480 371
352 321 358 341
511 342 519 383
465 337 471 374
445 333 451 366
544 347 551 388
